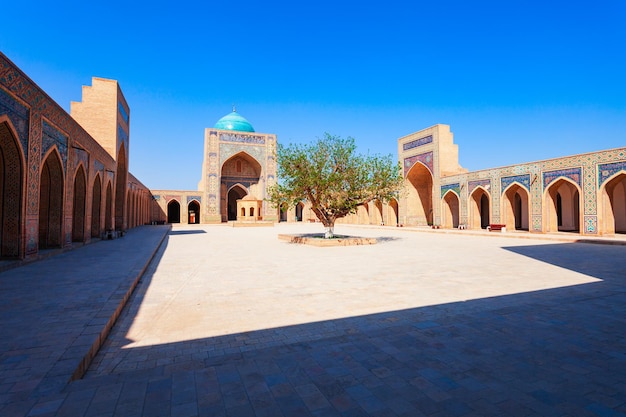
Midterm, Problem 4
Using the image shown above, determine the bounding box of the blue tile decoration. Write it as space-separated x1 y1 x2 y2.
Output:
42 120 67 172
219 132 265 145
598 161 626 188
0 86 29 157
118 101 129 124
186 195 201 204
501 174 530 193
584 215 597 234
94 159 104 173
403 151 433 176
403 135 433 151
532 215 542 231
153 195 161 201
543 167 582 189
117 123 129 149
468 179 491 194
225 180 253 191
441 183 460 198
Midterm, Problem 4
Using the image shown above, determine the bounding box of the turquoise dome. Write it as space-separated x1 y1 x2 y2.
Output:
214 110 255 132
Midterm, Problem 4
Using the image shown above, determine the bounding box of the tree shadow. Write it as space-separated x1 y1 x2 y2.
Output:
168 229 208 235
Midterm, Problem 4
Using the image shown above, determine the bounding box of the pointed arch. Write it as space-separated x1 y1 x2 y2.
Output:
0 120 25 258
469 186 490 229
600 171 626 234
358 203 370 224
227 185 247 221
279 202 288 222
386 198 399 226
72 164 87 242
221 152 262 221
39 148 64 248
91 173 102 238
188 199 200 224
502 183 530 231
442 190 460 229
167 199 181 223
105 181 113 232
115 144 127 231
373 200 383 225
295 201 304 222
544 177 581 233
405 161 433 225
126 190 132 228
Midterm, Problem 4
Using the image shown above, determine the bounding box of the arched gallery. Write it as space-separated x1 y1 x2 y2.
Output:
2 51 625 261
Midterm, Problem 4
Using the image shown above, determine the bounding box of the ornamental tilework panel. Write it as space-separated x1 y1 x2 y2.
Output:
219 143 266 171
543 167 582 188
403 151 433 176
117 124 129 149
402 135 433 151
468 179 491 194
219 132 265 145
42 121 67 172
73 148 89 172
186 195 201 204
598 161 626 188
0 86 29 156
27 112 42 216
584 215 597 234
94 159 104 173
441 183 460 198
532 215 542 232
501 174 530 193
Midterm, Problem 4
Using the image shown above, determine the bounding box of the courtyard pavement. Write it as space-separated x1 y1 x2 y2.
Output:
1 223 625 416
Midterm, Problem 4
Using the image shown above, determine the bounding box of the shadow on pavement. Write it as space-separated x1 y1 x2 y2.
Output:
70 240 626 416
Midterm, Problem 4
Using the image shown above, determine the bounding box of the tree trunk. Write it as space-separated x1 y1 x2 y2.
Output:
324 219 336 238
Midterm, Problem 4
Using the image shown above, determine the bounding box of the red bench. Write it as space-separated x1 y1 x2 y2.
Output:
487 224 506 232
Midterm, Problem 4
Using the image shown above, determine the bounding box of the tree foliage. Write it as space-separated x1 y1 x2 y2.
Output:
268 133 403 237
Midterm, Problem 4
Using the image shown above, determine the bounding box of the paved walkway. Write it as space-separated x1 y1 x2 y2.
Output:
1 223 625 416
0 226 170 417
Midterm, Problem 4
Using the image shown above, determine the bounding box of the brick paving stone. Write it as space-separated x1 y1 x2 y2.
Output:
3 224 626 415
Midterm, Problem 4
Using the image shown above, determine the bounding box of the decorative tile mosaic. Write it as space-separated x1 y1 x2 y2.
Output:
42 120 67 172
598 161 626 188
219 143 266 170
219 132 265 145
73 148 89 173
402 135 433 151
0 86 29 156
468 179 491 194
186 195 201 204
117 123 129 149
440 183 460 198
543 167 582 188
118 101 129 124
403 151 433 176
94 159 104 173
584 215 597 234
532 215 542 231
501 174 531 193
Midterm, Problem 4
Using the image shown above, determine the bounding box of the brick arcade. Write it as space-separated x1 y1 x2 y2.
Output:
1 51 625 263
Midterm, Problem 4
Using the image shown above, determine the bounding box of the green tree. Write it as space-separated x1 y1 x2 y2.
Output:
268 133 403 238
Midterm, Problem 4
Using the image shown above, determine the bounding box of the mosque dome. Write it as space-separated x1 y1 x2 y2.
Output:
214 108 255 132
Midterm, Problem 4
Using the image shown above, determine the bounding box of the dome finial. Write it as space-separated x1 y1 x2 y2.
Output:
232 103 236 113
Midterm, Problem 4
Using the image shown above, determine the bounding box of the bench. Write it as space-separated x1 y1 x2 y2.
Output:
487 224 506 232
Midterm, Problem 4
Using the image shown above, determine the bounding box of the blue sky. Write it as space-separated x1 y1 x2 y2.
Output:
2 1 625 189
